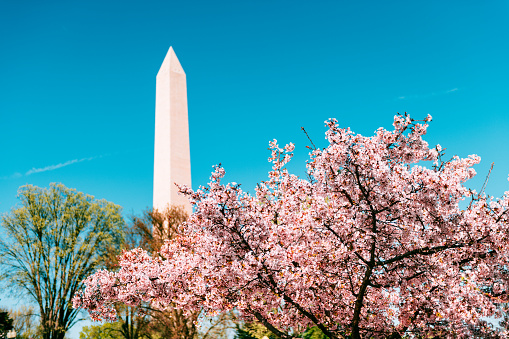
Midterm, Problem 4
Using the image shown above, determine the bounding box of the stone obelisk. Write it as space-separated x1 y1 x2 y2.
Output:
153 47 192 215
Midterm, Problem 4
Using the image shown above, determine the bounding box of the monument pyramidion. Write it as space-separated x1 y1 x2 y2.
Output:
153 47 192 215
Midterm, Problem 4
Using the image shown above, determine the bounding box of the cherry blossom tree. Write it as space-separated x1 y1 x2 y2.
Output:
74 114 509 339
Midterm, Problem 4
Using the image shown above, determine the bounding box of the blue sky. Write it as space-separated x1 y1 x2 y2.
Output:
1 0 509 336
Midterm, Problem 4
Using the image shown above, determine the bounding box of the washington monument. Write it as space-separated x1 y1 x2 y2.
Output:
153 47 192 215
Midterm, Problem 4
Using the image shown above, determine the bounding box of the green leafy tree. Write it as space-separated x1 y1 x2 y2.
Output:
235 322 277 339
301 327 328 339
234 324 257 339
79 322 124 339
0 184 125 339
235 323 328 339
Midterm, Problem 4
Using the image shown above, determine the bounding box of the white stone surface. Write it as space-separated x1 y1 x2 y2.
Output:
153 47 192 215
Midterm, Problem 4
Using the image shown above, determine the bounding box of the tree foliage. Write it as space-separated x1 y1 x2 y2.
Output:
74 115 509 338
234 324 258 339
0 184 125 339
235 322 328 339
79 322 124 339
301 327 328 339
237 322 276 339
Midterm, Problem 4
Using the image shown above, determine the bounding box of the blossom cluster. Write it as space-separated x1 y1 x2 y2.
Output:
74 114 509 338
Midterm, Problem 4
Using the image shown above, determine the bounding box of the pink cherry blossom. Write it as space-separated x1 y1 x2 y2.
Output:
74 113 509 339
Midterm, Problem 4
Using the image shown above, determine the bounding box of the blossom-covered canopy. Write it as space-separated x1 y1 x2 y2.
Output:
74 114 509 339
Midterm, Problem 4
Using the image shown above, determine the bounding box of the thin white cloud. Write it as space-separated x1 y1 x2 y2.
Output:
396 88 460 101
25 156 98 176
1 155 105 180
1 148 145 181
